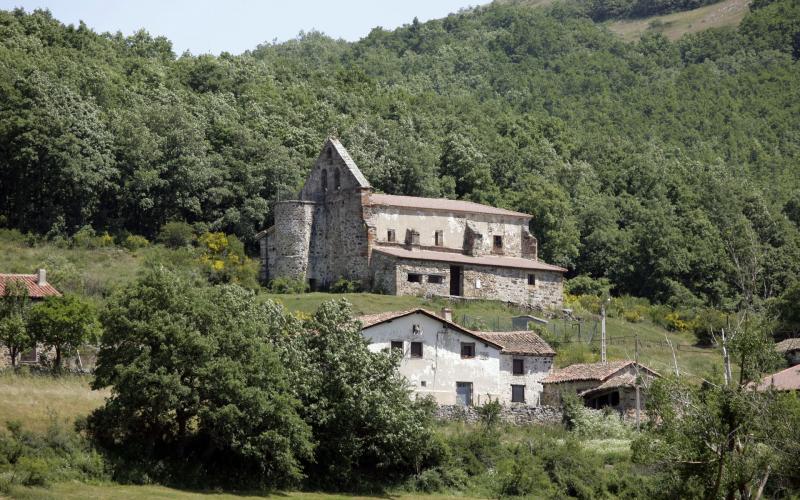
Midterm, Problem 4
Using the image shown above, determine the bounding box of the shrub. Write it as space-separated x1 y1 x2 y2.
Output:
562 392 632 440
623 309 644 323
268 276 309 294
157 221 195 248
122 234 149 251
197 232 258 287
565 275 611 297
476 398 502 429
330 277 361 293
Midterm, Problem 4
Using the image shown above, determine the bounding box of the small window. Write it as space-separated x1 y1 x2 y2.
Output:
420 380 427 387
511 384 525 403
527 274 536 286
493 235 503 250
334 169 341 189
321 169 328 191
513 358 524 375
406 229 420 245
428 275 443 284
407 273 422 283
391 341 403 353
410 342 423 358
434 230 444 246
387 229 396 242
461 342 475 359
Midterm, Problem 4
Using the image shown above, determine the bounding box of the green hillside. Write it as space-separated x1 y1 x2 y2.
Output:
607 0 750 40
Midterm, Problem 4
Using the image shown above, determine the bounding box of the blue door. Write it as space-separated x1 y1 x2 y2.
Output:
456 382 473 406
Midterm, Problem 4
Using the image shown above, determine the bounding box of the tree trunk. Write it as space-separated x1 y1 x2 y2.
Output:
54 346 62 373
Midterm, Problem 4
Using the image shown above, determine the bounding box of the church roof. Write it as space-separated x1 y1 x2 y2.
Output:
327 137 371 188
368 193 530 218
371 246 567 272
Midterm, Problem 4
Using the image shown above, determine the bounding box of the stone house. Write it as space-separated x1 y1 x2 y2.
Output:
256 137 566 309
541 360 660 413
0 269 60 366
775 338 800 366
358 308 555 406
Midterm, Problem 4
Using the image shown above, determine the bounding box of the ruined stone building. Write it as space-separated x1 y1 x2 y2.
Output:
256 137 566 309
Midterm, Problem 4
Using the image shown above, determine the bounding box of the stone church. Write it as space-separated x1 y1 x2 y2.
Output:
256 138 565 309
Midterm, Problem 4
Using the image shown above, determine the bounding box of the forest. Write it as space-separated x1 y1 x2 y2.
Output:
1 0 799 313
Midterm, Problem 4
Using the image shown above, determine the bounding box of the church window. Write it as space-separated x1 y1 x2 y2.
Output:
334 169 341 189
321 169 327 192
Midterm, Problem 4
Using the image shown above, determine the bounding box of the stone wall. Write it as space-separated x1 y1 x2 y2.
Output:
435 404 563 425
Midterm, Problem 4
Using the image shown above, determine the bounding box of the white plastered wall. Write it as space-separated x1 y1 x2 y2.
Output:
362 312 502 405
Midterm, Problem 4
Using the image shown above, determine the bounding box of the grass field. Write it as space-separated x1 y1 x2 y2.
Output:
606 0 750 41
6 481 469 500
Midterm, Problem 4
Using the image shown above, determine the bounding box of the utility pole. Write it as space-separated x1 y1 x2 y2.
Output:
600 299 608 364
635 334 641 431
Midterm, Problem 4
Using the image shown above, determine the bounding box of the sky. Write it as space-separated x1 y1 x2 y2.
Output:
0 0 486 55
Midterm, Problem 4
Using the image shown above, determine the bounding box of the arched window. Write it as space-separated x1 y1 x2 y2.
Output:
321 169 328 191
334 168 341 190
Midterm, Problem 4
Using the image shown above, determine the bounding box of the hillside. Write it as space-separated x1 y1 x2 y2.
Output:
607 0 750 40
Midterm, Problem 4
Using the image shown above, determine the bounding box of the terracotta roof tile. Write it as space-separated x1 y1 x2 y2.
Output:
542 361 661 384
776 338 800 353
755 365 800 392
372 246 567 272
0 274 61 299
368 193 530 218
477 331 555 356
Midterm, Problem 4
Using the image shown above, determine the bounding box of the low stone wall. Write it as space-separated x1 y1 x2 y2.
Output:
435 404 562 425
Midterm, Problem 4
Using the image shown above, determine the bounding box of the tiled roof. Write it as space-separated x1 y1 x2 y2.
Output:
579 372 639 396
328 137 371 188
478 331 556 356
543 360 659 384
372 246 567 273
755 365 800 392
356 308 504 349
776 338 800 353
368 193 530 218
0 274 61 298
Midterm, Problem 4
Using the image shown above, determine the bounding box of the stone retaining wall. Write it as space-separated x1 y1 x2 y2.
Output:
435 404 563 425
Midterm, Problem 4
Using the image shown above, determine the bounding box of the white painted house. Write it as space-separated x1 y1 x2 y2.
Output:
358 308 555 406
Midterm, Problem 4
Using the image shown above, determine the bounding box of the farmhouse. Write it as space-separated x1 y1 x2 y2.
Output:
359 308 555 406
257 137 566 309
0 269 60 367
541 360 659 413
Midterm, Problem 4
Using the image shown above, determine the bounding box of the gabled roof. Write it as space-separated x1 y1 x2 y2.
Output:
326 137 371 188
754 365 800 392
357 308 504 349
776 338 800 353
543 360 659 384
0 274 61 299
368 193 530 218
477 331 556 356
372 246 567 273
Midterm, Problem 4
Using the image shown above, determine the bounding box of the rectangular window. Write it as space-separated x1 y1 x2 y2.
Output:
513 358 524 375
407 273 422 283
493 235 503 250
511 384 525 403
410 341 423 358
527 274 536 286
391 341 403 353
406 229 420 245
461 342 475 359
434 230 444 246
387 229 396 242
428 275 443 284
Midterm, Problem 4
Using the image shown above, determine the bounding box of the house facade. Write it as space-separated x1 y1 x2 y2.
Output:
257 137 566 309
541 360 660 413
358 308 555 406
0 269 60 367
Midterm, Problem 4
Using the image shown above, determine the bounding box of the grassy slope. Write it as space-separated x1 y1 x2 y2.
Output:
607 0 750 41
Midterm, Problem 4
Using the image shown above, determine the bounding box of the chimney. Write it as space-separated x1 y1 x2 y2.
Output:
441 307 453 322
37 268 46 286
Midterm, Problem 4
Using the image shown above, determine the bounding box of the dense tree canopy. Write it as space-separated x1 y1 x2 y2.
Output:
0 1 799 308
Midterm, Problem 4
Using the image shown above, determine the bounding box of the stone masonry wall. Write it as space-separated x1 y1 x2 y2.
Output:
435 404 563 425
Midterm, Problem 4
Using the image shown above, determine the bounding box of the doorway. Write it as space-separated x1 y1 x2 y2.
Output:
449 265 462 296
456 382 473 406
